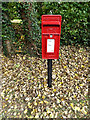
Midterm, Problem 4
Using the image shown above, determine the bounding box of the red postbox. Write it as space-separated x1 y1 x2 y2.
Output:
42 15 62 59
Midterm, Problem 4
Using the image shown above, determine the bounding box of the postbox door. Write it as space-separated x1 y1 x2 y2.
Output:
42 34 60 59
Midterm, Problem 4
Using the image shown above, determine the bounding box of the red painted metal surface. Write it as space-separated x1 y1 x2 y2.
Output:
42 15 62 59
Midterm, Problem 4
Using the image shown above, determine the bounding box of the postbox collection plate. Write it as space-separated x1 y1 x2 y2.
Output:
47 39 55 53
42 15 62 59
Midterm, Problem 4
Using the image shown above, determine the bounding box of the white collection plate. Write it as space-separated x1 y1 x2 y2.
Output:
47 39 55 52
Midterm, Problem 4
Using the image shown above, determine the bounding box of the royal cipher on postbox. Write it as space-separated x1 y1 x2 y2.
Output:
42 15 62 59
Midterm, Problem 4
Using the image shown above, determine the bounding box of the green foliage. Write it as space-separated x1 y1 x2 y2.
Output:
2 2 89 57
34 2 89 46
2 2 41 56
30 3 41 54
14 2 41 55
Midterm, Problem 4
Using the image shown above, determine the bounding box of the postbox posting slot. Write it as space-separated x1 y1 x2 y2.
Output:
43 25 60 27
42 21 60 25
42 21 60 35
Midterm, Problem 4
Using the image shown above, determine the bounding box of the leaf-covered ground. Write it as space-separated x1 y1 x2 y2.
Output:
1 45 89 118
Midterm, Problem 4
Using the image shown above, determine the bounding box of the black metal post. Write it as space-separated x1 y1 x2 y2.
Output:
47 59 52 87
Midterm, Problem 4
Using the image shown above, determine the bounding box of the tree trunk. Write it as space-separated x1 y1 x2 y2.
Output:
19 3 32 44
19 3 40 56
2 12 12 56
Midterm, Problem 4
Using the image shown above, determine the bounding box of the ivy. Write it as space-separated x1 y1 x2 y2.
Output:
2 2 89 57
2 3 16 56
35 2 89 46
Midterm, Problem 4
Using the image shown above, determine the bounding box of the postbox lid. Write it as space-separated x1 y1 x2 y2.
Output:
42 15 62 22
